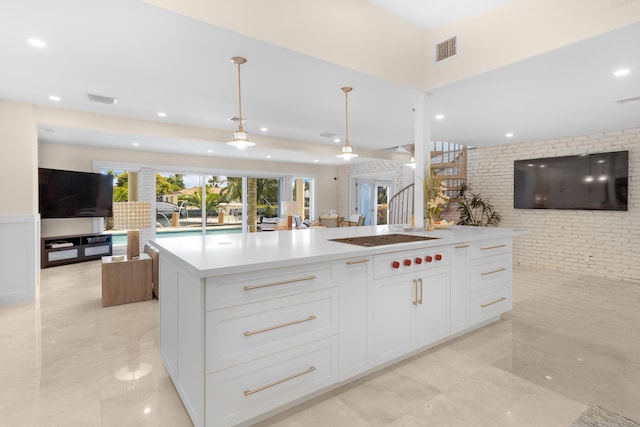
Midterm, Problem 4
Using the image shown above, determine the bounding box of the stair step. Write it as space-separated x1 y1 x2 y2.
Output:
431 162 461 169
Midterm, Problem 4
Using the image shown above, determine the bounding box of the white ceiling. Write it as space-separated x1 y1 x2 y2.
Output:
368 0 517 30
0 0 639 166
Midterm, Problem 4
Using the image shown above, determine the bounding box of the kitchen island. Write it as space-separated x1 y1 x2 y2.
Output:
153 225 517 427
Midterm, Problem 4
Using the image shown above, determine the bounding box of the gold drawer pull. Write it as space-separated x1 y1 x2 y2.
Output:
455 245 470 249
243 366 316 396
481 244 507 251
481 297 507 308
244 275 316 291
243 315 317 336
346 259 370 265
481 267 507 276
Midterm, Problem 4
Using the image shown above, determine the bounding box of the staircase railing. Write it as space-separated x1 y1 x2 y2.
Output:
388 142 467 225
388 183 414 225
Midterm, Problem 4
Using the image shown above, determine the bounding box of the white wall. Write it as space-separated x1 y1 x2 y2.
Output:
0 100 39 306
467 127 639 282
39 143 339 236
336 159 411 217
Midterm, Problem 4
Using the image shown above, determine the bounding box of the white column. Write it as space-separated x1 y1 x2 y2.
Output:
413 93 432 229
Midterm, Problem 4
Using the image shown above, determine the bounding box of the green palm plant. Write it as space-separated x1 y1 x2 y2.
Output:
456 183 502 226
183 189 226 215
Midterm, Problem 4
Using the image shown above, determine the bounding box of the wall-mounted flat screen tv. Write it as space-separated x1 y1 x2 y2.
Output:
514 151 628 211
39 168 114 218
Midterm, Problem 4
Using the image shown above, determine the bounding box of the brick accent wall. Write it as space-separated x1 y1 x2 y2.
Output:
467 127 639 282
336 160 409 217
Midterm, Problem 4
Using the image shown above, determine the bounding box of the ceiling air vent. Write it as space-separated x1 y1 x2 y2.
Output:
87 93 117 104
436 36 457 63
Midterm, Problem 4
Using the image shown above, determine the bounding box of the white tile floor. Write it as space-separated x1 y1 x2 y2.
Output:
1 262 639 426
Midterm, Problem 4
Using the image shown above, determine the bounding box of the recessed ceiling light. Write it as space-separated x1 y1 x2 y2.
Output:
435 114 444 120
614 68 630 77
260 127 268 132
157 112 167 117
132 142 140 147
48 95 61 102
266 155 271 159
505 132 514 138
207 149 213 153
27 38 46 48
314 159 319 163
333 138 340 143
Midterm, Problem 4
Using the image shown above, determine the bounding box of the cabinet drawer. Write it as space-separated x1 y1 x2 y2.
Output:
469 253 512 293
206 337 338 427
47 248 79 261
205 263 335 310
468 285 512 324
206 288 338 372
469 239 512 259
84 244 111 257
374 247 451 279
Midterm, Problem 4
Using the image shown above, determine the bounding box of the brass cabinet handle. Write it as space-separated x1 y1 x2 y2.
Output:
243 315 317 337
481 244 507 251
418 278 423 305
244 275 316 291
243 366 316 396
481 267 507 276
455 245 470 249
412 279 418 306
480 297 507 308
346 259 370 265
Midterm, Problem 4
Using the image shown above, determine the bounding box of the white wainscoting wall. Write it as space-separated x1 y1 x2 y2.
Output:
0 214 40 306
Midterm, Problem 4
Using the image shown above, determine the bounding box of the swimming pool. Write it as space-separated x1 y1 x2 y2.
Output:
111 227 242 246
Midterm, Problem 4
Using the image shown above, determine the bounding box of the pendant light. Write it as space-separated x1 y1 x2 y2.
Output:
227 56 255 149
336 86 358 160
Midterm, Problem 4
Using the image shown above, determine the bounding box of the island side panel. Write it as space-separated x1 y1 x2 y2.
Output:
159 254 205 427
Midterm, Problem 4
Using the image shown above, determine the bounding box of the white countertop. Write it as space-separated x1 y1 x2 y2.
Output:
152 225 520 278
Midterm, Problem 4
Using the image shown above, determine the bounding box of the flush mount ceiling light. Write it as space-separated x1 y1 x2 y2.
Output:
227 57 255 150
27 38 46 48
614 68 630 77
336 87 358 160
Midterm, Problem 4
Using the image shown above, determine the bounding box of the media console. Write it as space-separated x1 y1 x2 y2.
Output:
41 233 112 268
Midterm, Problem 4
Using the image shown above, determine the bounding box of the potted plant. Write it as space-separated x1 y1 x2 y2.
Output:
456 183 502 226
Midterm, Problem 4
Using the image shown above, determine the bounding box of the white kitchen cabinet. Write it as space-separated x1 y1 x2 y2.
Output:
450 243 470 334
371 271 415 363
337 256 373 381
156 226 517 427
467 238 513 325
415 266 450 347
371 248 451 365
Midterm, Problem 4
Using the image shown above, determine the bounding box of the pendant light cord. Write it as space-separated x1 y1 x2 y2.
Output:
342 87 353 148
236 61 243 132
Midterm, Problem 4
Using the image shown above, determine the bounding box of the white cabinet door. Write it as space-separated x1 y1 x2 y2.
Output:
450 244 470 334
371 272 415 365
338 257 372 381
415 266 450 347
